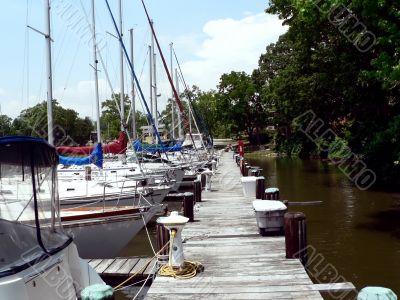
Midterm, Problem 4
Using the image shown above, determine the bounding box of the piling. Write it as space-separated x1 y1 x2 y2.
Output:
212 160 217 173
255 177 266 199
244 164 251 177
250 168 260 177
240 160 246 175
284 212 308 266
194 180 202 202
200 173 206 189
265 187 280 200
183 192 194 222
156 223 170 258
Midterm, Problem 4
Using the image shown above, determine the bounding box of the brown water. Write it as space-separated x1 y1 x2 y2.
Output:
115 156 400 298
248 157 400 295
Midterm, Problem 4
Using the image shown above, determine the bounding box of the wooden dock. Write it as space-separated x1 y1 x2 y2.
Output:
87 257 156 286
145 153 326 299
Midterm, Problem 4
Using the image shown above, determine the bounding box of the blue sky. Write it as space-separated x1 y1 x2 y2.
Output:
0 0 286 120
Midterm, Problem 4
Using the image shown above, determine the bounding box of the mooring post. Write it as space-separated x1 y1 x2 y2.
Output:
235 155 240 166
200 173 206 189
156 223 170 259
211 159 217 173
195 180 202 202
244 164 251 177
240 159 245 175
192 180 202 203
284 212 308 266
265 187 280 200
192 180 197 204
256 176 266 199
183 192 194 222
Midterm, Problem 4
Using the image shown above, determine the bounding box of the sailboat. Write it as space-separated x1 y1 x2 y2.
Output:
0 136 105 299
30 0 171 259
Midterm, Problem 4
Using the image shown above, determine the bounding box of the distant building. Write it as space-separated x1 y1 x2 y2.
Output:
140 124 168 144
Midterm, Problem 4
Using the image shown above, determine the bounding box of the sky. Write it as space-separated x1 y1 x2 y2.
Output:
0 0 287 120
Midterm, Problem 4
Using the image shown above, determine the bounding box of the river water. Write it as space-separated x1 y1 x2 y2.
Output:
116 156 399 298
247 157 400 296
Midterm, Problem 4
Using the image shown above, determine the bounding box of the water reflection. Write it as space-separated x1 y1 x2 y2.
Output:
248 157 400 295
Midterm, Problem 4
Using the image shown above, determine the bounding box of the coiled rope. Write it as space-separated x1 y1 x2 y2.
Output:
157 229 203 279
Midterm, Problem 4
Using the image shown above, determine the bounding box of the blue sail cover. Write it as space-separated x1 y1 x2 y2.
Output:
133 139 182 153
0 136 58 167
59 143 103 168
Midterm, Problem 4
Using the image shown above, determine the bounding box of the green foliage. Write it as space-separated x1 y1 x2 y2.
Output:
216 71 266 143
260 0 399 187
364 115 400 188
100 93 147 141
12 100 93 145
0 114 12 136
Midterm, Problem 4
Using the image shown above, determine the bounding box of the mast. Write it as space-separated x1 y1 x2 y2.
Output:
44 0 56 229
45 0 54 146
170 42 175 140
188 98 192 132
148 44 153 142
129 28 136 140
152 32 159 143
119 0 124 131
175 68 183 140
92 0 101 143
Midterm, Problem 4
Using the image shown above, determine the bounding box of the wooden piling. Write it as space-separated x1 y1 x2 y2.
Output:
183 192 194 222
240 160 245 175
156 223 170 258
284 212 308 266
256 177 265 199
194 180 202 202
200 173 206 189
265 187 280 200
244 164 251 177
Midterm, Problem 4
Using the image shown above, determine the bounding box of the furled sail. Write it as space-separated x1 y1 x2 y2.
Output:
56 131 127 156
133 139 182 153
58 143 103 168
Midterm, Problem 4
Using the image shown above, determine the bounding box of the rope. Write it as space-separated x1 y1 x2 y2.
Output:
132 262 156 300
141 213 157 256
157 229 203 279
158 260 204 279
113 240 170 290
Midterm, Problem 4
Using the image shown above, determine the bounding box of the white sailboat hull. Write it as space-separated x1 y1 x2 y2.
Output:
62 205 162 259
0 243 103 300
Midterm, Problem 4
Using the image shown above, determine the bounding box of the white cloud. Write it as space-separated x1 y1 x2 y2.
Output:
54 79 110 119
179 13 287 90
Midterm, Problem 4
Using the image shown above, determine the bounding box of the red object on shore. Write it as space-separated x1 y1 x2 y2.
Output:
238 140 244 157
57 131 127 155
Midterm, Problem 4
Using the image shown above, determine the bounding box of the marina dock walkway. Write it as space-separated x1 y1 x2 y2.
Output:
146 153 323 299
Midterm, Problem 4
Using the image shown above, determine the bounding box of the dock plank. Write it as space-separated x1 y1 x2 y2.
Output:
146 153 324 299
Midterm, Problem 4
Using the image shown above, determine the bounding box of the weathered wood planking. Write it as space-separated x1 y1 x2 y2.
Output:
146 154 325 299
86 257 157 287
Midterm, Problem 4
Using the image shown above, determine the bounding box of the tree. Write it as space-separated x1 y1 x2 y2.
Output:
217 71 266 144
100 93 147 141
0 114 12 136
12 100 94 145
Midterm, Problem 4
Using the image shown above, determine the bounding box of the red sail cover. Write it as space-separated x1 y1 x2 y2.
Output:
57 132 127 155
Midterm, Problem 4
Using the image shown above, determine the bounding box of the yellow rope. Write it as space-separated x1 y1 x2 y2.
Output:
158 260 204 279
157 229 203 279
